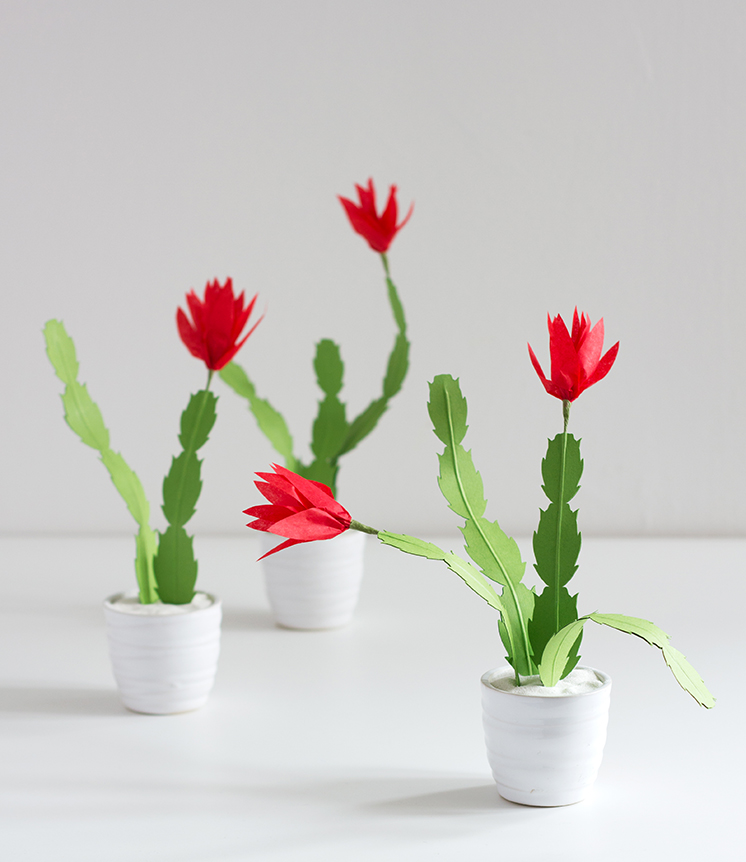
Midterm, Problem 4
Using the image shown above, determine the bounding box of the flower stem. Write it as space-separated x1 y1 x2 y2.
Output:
349 519 379 535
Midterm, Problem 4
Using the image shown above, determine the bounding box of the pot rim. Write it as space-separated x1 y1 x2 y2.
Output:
103 590 221 615
481 665 612 698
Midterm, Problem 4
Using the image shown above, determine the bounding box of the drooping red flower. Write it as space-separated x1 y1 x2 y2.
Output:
244 464 352 559
177 278 262 371
339 178 413 253
528 309 619 402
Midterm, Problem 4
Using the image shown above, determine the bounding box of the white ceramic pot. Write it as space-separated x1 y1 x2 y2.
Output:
481 666 612 807
104 591 222 715
260 531 366 630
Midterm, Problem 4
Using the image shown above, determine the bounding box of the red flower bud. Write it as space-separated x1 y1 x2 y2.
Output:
177 278 262 371
244 464 352 559
528 309 619 402
339 178 413 253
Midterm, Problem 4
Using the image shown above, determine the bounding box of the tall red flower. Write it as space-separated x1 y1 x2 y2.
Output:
528 309 619 402
244 464 352 558
339 178 413 253
177 278 262 371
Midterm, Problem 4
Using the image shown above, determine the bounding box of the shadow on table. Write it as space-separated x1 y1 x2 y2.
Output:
369 780 510 814
0 685 123 716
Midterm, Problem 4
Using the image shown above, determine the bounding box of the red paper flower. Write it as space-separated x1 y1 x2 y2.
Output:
244 464 352 558
339 178 413 253
177 278 262 371
528 309 619 402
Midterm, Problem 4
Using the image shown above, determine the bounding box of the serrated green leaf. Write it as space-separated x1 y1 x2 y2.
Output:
153 525 197 604
378 531 448 561
43 319 79 384
461 518 525 587
383 333 409 399
44 319 155 599
161 451 202 527
436 447 486 521
533 505 581 588
529 585 581 670
588 612 714 708
662 645 715 709
542 433 583 503
428 375 468 446
313 339 344 396
100 449 151 526
179 389 218 452
337 397 388 457
219 362 296 465
538 617 589 687
311 395 348 460
589 612 670 648
387 276 407 334
62 382 110 451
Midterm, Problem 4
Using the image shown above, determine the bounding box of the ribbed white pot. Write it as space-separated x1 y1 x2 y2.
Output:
260 531 366 630
481 666 612 807
104 591 222 715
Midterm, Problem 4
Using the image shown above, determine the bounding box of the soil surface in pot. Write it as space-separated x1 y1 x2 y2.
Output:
487 667 605 696
107 590 215 616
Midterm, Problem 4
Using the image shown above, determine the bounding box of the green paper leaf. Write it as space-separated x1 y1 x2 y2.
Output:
587 613 714 708
530 433 584 668
43 319 157 603
386 275 407 334
134 525 158 604
43 319 79 384
179 389 218 452
662 645 715 709
589 612 670 648
153 525 197 604
161 452 202 527
313 339 344 396
337 397 388 457
427 374 534 676
378 531 447 561
311 395 348 461
382 332 409 399
100 449 151 527
538 617 589 687
541 433 583 503
61 381 110 451
219 362 297 468
427 374 468 446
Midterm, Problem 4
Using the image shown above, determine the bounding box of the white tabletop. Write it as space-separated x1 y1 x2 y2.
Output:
0 535 741 861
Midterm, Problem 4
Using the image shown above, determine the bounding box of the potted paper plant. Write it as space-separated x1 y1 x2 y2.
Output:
221 178 413 630
244 310 713 805
44 278 261 714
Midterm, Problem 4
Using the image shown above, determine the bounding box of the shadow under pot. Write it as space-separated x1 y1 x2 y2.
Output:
103 591 222 715
260 531 366 630
481 666 612 807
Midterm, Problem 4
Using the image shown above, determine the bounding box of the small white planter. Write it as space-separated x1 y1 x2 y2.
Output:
104 591 222 715
260 531 366 630
481 666 612 807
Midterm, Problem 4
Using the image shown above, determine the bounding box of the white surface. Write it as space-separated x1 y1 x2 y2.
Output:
2 0 746 538
0 534 741 860
481 666 611 806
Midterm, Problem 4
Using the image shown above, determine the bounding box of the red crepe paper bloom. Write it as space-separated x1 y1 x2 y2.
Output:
177 278 262 371
244 464 352 558
528 309 619 402
339 178 413 253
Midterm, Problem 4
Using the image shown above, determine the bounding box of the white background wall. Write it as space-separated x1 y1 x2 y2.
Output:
1 0 744 538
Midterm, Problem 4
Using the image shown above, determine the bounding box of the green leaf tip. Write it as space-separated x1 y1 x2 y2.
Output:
314 339 344 396
427 375 468 446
